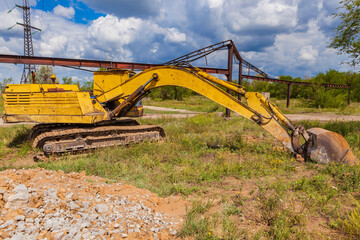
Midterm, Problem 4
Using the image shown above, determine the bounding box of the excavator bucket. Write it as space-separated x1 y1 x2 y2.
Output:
305 128 358 165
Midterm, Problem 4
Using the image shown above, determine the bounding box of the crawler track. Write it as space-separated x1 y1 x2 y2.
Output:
30 119 165 155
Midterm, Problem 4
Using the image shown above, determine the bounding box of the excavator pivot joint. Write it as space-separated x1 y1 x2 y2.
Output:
152 73 159 81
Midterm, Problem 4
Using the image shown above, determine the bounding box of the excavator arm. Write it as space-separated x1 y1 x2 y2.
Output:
98 66 357 165
102 66 295 152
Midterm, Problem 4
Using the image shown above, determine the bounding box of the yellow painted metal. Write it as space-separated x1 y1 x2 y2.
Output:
93 69 135 103
255 92 294 130
3 84 108 124
124 106 144 117
245 92 294 152
196 69 246 95
4 84 79 93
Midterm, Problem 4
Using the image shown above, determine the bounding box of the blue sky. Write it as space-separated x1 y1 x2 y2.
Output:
32 0 104 23
0 0 356 83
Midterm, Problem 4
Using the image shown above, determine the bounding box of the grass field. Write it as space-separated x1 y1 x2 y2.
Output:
1 112 360 239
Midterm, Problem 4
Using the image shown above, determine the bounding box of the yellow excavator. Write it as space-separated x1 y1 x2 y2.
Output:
2 65 358 165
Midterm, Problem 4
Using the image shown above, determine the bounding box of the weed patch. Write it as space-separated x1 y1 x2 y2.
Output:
339 201 360 238
179 201 215 239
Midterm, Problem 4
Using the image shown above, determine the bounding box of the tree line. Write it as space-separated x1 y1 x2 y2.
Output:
148 69 360 109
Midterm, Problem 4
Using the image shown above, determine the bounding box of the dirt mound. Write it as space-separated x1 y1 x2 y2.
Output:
0 168 187 239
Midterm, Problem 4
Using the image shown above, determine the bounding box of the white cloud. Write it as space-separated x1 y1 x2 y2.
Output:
0 8 22 35
39 35 68 56
53 5 75 19
243 18 353 76
207 0 224 9
88 16 143 45
224 0 298 32
86 14 189 60
164 28 186 43
0 46 17 55
299 46 318 62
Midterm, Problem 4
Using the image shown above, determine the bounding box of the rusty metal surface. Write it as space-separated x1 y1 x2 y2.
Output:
0 54 227 74
306 128 358 165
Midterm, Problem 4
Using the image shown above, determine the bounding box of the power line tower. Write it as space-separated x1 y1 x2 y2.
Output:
9 0 41 83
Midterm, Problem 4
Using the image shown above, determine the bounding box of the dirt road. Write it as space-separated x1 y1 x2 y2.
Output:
285 113 360 122
144 106 360 121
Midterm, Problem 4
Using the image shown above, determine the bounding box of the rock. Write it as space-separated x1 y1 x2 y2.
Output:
16 221 26 232
15 215 25 221
4 220 14 229
121 233 128 238
4 191 30 209
43 188 58 201
13 184 28 194
43 219 54 231
80 221 91 229
68 201 80 210
1 230 11 239
95 204 108 214
65 193 74 200
54 231 65 240
170 229 177 235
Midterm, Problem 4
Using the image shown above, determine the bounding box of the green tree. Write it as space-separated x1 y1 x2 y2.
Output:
329 0 360 66
80 80 93 91
61 76 93 91
0 77 13 94
35 66 55 84
62 76 74 85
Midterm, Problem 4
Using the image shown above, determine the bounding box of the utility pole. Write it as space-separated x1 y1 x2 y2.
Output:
8 0 41 83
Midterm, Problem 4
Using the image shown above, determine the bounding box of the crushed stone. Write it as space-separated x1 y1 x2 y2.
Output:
0 168 187 239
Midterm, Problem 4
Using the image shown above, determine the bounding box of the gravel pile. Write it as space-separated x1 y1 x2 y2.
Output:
0 169 186 239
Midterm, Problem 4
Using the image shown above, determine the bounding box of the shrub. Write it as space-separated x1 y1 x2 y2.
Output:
308 89 347 108
340 202 360 238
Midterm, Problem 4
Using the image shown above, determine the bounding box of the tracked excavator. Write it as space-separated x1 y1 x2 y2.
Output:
2 66 358 165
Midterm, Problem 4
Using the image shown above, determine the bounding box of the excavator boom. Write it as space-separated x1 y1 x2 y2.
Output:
2 66 358 164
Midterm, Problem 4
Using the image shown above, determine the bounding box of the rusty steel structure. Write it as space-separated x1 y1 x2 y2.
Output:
15 0 41 84
0 40 351 108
